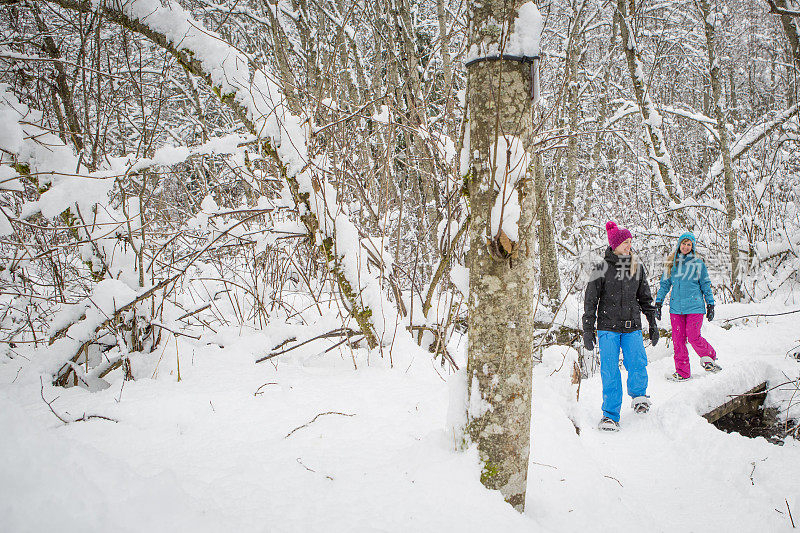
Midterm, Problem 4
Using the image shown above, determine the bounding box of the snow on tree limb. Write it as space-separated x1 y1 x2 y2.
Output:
695 103 800 197
34 0 403 347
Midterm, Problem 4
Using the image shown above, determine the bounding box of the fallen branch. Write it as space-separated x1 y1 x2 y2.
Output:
53 273 181 386
722 308 800 323
256 328 358 363
284 411 355 439
40 377 118 424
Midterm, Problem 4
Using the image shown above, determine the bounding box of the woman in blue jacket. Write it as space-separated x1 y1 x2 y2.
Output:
655 232 721 381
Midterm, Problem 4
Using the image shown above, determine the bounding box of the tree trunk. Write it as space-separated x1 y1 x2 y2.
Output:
437 0 455 129
617 0 682 206
465 0 538 512
562 3 587 231
583 13 617 220
775 0 800 66
535 151 560 302
699 0 743 301
775 0 800 107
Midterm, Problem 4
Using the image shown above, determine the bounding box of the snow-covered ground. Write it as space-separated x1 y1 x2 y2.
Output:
1 300 799 532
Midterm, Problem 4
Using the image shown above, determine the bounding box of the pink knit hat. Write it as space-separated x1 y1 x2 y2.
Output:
606 221 632 250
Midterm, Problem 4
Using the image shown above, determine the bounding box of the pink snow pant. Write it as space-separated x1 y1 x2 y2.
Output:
670 313 716 378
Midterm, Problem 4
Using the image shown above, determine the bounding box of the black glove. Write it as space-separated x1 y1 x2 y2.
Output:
706 304 715 321
654 302 662 321
583 330 596 351
647 316 661 346
649 326 660 346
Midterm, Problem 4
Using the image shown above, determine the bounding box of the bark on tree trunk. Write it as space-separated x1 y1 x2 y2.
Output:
775 0 800 107
465 0 538 512
31 5 84 153
776 1 800 64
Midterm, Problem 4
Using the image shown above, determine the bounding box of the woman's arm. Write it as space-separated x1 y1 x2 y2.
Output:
637 264 657 317
582 265 603 333
699 260 715 305
656 270 672 304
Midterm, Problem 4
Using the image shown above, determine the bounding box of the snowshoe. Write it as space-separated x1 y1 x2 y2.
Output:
700 357 722 373
631 395 652 414
666 372 691 382
597 417 620 432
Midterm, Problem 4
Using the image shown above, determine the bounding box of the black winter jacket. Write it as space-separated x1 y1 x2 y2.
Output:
583 247 657 334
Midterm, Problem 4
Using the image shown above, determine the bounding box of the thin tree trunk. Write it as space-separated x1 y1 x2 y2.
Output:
535 151 560 302
699 0 743 301
437 0 455 129
617 0 682 206
584 14 617 220
562 2 587 230
31 5 84 152
262 2 300 112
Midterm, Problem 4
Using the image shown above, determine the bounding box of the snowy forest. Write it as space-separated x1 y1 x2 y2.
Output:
1 0 800 530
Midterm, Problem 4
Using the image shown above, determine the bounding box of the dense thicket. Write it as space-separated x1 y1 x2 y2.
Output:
0 0 798 388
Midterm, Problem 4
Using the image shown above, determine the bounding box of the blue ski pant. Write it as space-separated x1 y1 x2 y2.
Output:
598 330 648 422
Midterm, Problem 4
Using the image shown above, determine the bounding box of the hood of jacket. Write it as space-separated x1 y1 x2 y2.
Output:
674 231 697 259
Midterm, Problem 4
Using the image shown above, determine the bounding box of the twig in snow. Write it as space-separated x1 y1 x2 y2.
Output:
209 401 215 412
74 413 118 423
531 461 558 470
296 457 334 481
254 382 279 396
40 377 118 424
296 457 316 473
603 475 623 487
284 411 355 439
175 303 212 321
40 376 68 424
152 322 200 340
115 377 126 403
788 498 796 529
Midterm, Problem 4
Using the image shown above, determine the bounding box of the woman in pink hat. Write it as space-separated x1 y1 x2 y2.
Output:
583 221 659 432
